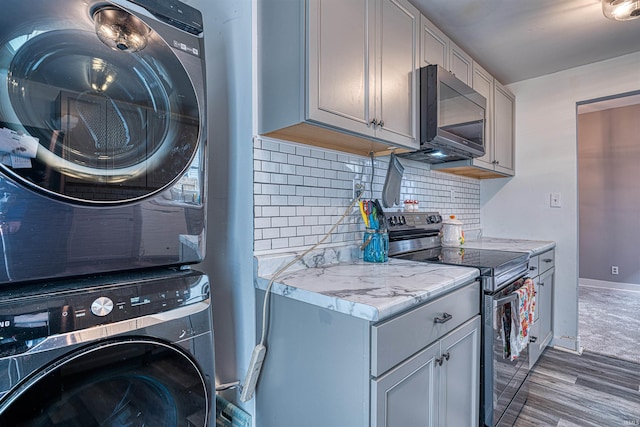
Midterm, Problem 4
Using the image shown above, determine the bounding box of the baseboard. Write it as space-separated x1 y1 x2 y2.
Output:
552 335 581 354
579 278 640 292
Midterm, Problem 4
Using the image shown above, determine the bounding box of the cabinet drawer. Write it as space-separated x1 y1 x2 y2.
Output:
371 280 480 377
538 250 554 274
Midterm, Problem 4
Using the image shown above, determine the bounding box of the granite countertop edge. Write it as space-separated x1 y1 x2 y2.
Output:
255 257 480 322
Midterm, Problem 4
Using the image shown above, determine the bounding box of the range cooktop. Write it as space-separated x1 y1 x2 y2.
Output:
392 246 529 277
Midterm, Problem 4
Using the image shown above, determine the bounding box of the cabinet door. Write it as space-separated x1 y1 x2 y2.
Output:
530 267 554 367
493 80 515 175
440 316 481 427
371 341 440 427
537 268 554 347
375 0 420 149
308 0 375 137
419 14 448 69
449 41 473 86
471 62 494 170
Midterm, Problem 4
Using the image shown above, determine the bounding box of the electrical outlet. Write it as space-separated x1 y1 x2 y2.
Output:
353 180 364 200
611 266 619 275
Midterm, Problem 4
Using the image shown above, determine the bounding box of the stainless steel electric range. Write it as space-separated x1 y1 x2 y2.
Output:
385 211 533 427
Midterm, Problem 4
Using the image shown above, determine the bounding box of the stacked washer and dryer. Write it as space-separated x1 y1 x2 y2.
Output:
0 0 215 425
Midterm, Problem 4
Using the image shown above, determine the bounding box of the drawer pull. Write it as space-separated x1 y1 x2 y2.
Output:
434 312 453 324
542 258 553 263
529 266 537 271
530 336 538 343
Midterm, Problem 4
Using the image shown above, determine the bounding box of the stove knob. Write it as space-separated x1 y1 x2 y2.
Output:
400 216 406 225
387 216 395 226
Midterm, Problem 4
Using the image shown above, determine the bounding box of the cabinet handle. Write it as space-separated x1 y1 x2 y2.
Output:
530 336 538 343
542 258 553 263
529 266 537 271
379 120 384 128
434 312 453 324
435 352 450 366
369 118 379 127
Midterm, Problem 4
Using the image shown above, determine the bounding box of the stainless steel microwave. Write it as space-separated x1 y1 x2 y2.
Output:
400 64 486 163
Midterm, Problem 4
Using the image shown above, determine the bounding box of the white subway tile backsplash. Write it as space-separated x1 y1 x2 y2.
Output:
254 137 481 255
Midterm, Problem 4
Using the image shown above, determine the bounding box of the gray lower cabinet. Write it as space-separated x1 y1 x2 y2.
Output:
529 249 555 368
255 280 480 427
371 316 481 427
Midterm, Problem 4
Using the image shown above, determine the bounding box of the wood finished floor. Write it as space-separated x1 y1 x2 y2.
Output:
514 348 640 426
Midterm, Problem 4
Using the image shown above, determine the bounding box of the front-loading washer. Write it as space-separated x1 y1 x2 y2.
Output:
0 268 214 426
0 0 207 284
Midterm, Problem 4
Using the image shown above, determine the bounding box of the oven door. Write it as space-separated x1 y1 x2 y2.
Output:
482 278 532 427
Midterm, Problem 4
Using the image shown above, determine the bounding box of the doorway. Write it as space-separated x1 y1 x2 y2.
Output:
577 91 640 364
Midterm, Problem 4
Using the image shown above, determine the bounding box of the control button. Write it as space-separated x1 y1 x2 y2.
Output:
91 297 114 317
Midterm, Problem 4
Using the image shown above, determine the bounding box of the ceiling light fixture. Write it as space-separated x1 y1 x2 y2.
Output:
602 0 640 21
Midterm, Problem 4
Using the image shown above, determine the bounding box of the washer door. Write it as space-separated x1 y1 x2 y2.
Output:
0 0 202 204
0 340 210 426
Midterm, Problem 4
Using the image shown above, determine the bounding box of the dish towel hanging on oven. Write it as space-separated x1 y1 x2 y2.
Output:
508 278 536 361
497 278 536 360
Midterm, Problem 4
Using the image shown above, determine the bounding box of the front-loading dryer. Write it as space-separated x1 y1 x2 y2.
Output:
0 0 207 284
0 268 214 426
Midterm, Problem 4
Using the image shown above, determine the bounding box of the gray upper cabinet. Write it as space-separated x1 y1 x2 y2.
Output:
420 14 448 69
431 63 516 178
449 40 473 86
419 14 472 86
259 0 420 155
493 80 516 175
470 62 495 171
420 13 516 179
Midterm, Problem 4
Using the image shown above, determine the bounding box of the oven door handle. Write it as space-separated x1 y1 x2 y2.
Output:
493 293 518 308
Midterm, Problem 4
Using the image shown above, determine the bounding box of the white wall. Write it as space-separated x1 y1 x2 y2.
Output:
190 0 256 420
480 52 640 352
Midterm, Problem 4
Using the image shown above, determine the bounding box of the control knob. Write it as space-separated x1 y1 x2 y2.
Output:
91 296 114 317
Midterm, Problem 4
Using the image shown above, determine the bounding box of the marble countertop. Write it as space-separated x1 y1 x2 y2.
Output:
255 257 479 322
462 237 555 256
253 236 554 323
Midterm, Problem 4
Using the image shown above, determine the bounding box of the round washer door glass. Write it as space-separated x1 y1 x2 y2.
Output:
0 341 209 426
0 0 203 204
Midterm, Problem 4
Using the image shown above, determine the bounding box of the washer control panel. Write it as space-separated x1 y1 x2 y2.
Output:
0 271 209 358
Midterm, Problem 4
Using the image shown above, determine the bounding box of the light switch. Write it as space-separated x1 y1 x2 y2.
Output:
550 193 561 208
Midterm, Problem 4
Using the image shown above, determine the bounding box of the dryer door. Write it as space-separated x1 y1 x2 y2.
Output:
0 340 210 426
0 0 204 204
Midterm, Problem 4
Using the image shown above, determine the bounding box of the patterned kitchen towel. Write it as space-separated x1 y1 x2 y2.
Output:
509 278 536 361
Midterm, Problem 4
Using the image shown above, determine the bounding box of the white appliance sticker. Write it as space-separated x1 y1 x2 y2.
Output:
0 128 38 157
1 153 32 169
